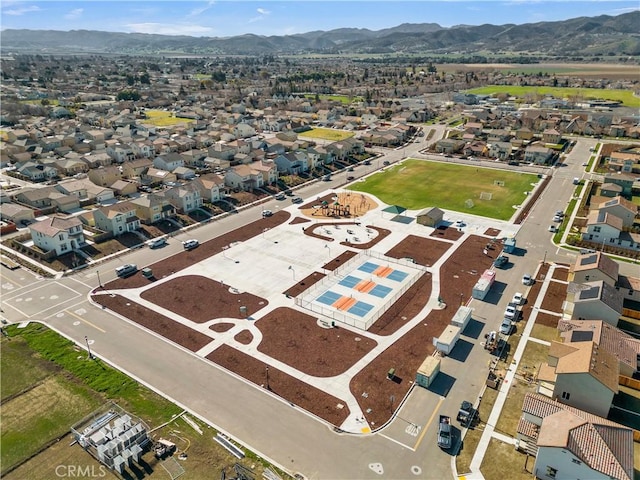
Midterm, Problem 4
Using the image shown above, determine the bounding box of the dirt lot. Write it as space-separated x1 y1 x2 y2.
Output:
141 275 267 323
96 294 211 352
540 280 568 314
256 307 378 377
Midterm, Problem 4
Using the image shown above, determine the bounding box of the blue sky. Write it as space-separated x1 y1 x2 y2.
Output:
1 1 638 37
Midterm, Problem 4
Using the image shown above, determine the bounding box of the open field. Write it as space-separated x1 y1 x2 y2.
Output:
303 94 363 104
298 127 354 141
2 325 281 480
1 375 103 473
467 85 640 108
481 438 534 480
142 109 195 127
440 62 639 80
348 159 536 220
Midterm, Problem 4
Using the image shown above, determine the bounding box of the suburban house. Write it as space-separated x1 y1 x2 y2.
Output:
434 138 465 154
164 184 203 213
595 196 638 228
581 210 623 244
538 338 618 418
557 319 640 378
249 160 278 186
88 165 122 187
599 182 623 198
542 128 562 144
603 173 635 197
93 202 141 236
29 216 85 255
274 152 309 174
192 173 225 202
568 251 618 287
130 194 176 224
122 158 152 179
153 152 184 172
13 187 80 213
141 167 177 186
15 161 59 182
489 141 513 161
523 144 554 165
565 280 623 327
109 179 138 197
517 393 633 480
55 179 115 204
0 202 36 225
224 164 264 191
416 207 444 227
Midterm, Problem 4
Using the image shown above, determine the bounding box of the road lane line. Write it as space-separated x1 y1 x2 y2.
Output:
413 396 444 450
63 309 106 333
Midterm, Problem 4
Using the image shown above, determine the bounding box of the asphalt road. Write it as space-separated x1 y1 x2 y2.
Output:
2 132 636 479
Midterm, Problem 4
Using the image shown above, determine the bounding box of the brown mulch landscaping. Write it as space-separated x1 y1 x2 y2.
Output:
430 225 464 241
540 280 568 314
282 271 326 297
106 210 292 290
484 228 501 237
140 275 268 322
535 312 562 328
521 263 550 322
323 250 358 272
211 323 234 333
234 330 253 345
385 234 452 267
551 265 570 281
95 294 211 352
289 216 311 225
206 345 351 427
256 307 378 377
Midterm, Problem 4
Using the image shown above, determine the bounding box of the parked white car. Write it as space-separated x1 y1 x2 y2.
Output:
182 239 199 250
522 274 534 286
504 305 518 319
511 292 524 305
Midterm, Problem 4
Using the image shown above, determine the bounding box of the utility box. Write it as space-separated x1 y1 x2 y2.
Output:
141 267 153 279
415 356 440 388
451 305 473 330
503 237 516 253
472 269 496 300
433 325 461 355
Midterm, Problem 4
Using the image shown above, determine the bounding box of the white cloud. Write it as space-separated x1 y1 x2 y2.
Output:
248 7 271 23
64 8 83 20
189 0 216 17
3 4 40 16
125 23 214 36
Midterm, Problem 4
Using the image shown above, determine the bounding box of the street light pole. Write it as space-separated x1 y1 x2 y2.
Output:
96 270 102 288
288 265 295 281
543 250 547 265
265 366 270 390
85 335 93 360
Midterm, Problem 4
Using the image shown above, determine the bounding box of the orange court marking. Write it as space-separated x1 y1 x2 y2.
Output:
338 297 358 311
332 296 351 309
373 265 387 276
360 281 376 293
354 280 369 292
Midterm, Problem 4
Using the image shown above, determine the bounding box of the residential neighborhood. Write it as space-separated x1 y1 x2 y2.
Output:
1 32 640 480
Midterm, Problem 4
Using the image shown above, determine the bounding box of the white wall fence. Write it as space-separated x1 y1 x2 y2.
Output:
295 250 428 331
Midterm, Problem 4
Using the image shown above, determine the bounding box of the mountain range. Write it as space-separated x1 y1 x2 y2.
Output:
1 11 638 57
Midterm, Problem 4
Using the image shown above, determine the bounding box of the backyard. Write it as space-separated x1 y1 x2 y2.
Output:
348 159 537 220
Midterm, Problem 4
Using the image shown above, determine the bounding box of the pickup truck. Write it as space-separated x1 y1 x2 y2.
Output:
493 255 509 268
437 415 452 449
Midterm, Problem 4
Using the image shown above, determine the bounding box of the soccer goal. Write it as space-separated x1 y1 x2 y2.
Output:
479 192 493 200
465 199 475 208
493 180 505 187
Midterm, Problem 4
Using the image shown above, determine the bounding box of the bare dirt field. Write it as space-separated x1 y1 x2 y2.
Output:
256 307 378 377
206 345 351 427
140 275 267 323
96 294 211 352
540 281 568 314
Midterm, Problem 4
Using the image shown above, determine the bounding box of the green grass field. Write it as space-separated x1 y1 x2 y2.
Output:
348 159 537 220
298 127 354 142
303 94 363 104
143 109 195 127
466 85 640 108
